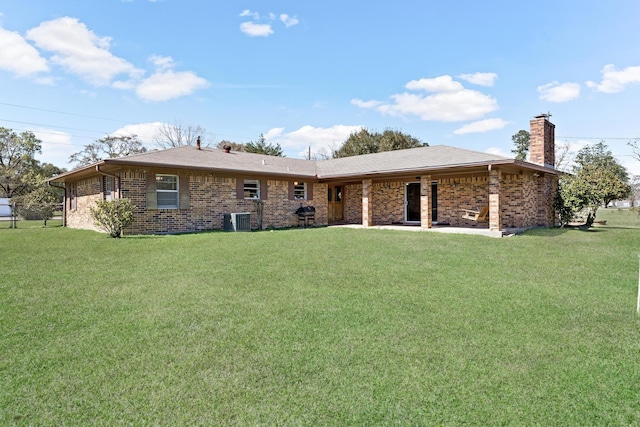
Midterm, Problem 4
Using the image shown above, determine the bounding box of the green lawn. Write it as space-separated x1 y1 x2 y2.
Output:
2 210 640 425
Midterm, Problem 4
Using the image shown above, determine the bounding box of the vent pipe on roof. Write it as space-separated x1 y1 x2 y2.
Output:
196 136 201 150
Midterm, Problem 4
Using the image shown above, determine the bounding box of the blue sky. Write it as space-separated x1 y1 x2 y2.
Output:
1 1 640 175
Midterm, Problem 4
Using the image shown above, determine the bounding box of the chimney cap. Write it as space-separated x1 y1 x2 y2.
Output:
534 112 552 120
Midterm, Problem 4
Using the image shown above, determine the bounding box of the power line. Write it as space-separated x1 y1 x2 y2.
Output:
0 102 256 142
0 102 128 124
558 136 637 140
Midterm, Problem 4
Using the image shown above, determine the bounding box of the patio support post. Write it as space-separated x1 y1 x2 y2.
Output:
488 167 502 231
362 179 373 227
420 175 432 229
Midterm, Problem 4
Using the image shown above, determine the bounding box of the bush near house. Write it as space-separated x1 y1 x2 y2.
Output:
90 198 135 237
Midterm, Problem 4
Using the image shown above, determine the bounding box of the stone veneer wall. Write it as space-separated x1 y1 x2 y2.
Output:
65 176 103 231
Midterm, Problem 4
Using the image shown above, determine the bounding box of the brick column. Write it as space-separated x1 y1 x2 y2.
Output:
488 168 502 231
420 176 432 229
362 179 373 227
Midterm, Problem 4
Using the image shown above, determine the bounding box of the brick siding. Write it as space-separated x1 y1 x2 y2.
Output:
65 168 557 235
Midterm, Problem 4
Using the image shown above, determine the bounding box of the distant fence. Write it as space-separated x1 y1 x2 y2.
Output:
0 202 63 229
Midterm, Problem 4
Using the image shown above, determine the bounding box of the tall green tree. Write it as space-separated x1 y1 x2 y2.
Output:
333 128 426 158
69 135 147 168
0 127 42 198
559 141 631 226
245 134 284 156
511 130 530 160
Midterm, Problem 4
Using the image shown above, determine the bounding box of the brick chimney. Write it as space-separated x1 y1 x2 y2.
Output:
529 114 555 168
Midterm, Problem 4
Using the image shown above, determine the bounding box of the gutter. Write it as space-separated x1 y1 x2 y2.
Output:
96 164 121 196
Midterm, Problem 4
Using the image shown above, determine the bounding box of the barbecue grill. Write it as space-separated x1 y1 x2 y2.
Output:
295 206 315 227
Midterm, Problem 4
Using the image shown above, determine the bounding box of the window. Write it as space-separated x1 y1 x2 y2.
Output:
156 174 179 208
103 176 113 201
244 179 260 199
70 182 77 210
294 182 307 200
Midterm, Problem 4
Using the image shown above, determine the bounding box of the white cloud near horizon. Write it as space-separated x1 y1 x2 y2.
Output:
111 122 164 145
26 17 143 86
457 72 498 87
586 64 640 93
352 75 498 122
33 129 75 167
538 81 580 102
266 124 364 158
0 26 49 77
453 118 509 135
485 147 510 158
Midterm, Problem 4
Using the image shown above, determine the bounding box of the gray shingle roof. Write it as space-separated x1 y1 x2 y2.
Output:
106 146 318 178
316 145 510 178
50 144 554 183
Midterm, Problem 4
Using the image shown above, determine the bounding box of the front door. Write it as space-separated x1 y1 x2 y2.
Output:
328 185 343 224
405 182 421 222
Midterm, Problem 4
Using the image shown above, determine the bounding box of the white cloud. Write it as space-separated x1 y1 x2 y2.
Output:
111 122 164 146
280 14 299 27
350 99 384 109
354 75 498 122
453 118 509 135
240 22 274 37
25 17 142 86
239 9 260 20
33 129 75 167
457 72 498 87
538 81 580 102
136 69 209 102
586 64 640 93
0 26 49 76
149 54 175 71
406 75 464 92
267 125 364 158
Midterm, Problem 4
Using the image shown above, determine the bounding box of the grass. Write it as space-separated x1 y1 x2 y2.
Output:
1 211 640 425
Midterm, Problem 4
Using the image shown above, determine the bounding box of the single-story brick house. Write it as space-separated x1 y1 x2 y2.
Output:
48 115 560 234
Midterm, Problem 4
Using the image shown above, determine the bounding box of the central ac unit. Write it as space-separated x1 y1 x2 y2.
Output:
223 212 251 232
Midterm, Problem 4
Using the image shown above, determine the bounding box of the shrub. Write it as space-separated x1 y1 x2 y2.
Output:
90 199 135 238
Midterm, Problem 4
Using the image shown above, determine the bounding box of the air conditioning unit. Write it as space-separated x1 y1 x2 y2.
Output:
223 212 251 232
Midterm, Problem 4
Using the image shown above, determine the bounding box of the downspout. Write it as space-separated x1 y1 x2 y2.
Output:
96 165 121 198
48 181 67 227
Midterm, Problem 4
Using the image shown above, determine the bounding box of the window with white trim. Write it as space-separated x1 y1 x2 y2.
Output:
294 182 307 200
244 179 260 199
156 174 179 208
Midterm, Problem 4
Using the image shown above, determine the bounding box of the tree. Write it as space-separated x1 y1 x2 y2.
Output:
153 121 211 149
216 140 245 152
69 135 147 168
90 198 136 238
333 128 426 158
0 127 42 198
245 134 284 156
629 139 640 162
559 141 632 226
13 186 59 226
511 130 530 160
